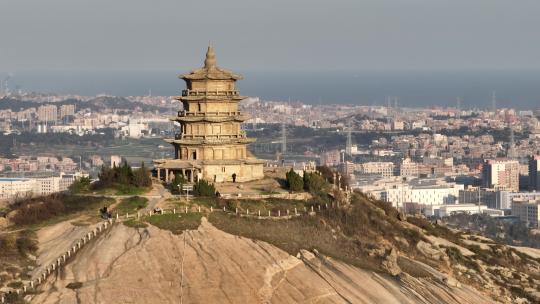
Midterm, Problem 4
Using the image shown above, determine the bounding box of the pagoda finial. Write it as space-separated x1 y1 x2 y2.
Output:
204 45 217 69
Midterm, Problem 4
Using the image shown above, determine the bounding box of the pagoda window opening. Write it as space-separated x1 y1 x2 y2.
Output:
198 103 202 112
192 151 197 160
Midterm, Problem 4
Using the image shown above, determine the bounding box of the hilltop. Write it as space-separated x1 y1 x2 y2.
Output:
1 173 539 303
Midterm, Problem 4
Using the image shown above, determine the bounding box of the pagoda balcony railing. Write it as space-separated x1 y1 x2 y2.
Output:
178 110 243 117
182 89 240 97
175 132 247 140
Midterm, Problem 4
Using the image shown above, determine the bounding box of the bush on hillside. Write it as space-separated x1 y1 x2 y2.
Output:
170 173 188 194
286 169 304 192
193 179 216 197
303 172 327 194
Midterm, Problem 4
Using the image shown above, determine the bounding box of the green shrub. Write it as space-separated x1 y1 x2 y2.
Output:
170 174 188 194
114 196 148 214
193 179 216 197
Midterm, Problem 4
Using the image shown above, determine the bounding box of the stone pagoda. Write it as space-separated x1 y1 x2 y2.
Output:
154 46 264 183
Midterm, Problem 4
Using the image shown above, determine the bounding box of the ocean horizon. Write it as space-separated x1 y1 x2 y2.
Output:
2 69 540 110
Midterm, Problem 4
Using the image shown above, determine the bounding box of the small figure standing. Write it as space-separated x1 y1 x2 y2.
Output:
232 173 237 183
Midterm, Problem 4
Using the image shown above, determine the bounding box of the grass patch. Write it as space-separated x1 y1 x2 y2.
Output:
113 196 148 215
123 218 149 229
9 194 114 227
94 184 149 196
208 212 382 272
221 198 307 214
145 213 202 234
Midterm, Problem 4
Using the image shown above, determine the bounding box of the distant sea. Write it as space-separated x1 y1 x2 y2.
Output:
3 70 540 110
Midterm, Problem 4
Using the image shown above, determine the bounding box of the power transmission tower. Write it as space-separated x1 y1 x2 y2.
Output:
346 124 352 157
508 128 517 159
491 91 497 113
456 97 461 119
281 122 286 154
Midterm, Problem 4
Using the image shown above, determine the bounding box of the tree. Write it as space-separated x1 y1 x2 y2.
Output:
116 161 133 185
303 172 327 194
286 169 304 192
69 177 91 193
133 162 152 188
193 179 216 197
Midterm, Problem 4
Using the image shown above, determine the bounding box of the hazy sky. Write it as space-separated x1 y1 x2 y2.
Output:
1 0 540 72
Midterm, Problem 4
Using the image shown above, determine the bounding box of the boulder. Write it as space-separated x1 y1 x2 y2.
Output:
442 276 461 288
381 248 401 276
416 240 445 260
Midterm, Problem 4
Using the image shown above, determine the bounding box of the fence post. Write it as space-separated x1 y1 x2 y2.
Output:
278 210 281 217
173 209 176 214
116 213 119 220
268 210 271 217
126 212 129 219
247 209 249 215
258 210 261 217
1 295 4 303
304 206 307 212
311 206 314 212
295 208 297 215
235 208 238 214
325 203 328 209
210 206 213 212
287 209 290 216
223 206 226 212
198 206 201 213
185 206 188 213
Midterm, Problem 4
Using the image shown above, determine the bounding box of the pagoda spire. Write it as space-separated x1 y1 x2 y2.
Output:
204 45 217 69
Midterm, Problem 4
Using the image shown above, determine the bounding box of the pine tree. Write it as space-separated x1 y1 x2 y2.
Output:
286 168 304 192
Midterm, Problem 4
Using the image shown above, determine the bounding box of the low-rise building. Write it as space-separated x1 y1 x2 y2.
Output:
512 199 540 228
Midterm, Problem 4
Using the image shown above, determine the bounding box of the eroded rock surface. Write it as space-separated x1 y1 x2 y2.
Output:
31 218 497 304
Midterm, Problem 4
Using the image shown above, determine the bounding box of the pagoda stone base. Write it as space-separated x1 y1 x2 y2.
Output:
202 162 264 183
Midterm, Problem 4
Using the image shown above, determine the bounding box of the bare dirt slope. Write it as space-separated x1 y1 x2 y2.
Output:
31 218 495 304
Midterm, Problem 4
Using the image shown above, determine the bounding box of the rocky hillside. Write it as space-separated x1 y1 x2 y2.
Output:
3 190 540 303
32 218 494 304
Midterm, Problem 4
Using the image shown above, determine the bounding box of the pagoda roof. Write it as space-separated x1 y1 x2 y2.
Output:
179 46 243 81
